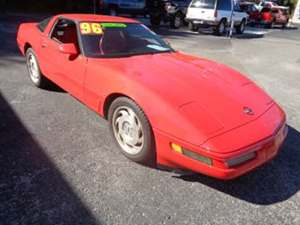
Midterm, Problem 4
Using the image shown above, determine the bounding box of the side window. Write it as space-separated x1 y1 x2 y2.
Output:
217 0 231 11
50 19 79 46
37 17 52 32
234 4 241 12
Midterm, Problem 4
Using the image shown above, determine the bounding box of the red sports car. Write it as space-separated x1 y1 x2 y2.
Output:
260 6 289 28
17 14 287 180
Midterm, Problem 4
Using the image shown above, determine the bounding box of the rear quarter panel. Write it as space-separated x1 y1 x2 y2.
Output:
17 23 41 56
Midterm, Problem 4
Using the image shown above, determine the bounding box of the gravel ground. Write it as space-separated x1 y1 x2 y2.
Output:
0 14 300 225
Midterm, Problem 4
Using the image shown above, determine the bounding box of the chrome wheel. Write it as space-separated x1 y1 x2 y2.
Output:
27 52 40 84
112 106 144 155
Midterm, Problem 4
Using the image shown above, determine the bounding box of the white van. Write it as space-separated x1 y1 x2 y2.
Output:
186 0 248 34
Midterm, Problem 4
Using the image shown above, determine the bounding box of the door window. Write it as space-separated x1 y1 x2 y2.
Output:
50 19 79 48
217 0 231 11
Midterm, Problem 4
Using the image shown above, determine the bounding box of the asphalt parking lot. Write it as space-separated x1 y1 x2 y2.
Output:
0 14 300 225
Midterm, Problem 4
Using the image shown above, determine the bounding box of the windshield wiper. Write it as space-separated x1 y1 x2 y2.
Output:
99 50 173 58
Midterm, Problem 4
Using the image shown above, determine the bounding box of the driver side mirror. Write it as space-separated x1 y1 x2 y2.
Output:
59 43 78 56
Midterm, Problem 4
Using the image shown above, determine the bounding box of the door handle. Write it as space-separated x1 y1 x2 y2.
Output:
41 43 47 48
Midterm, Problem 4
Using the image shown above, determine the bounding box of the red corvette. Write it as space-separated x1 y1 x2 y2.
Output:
17 14 287 180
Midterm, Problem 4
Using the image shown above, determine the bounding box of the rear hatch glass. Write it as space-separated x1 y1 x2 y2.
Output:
190 0 216 9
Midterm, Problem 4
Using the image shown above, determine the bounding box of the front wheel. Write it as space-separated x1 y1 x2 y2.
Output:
26 48 49 88
108 97 156 164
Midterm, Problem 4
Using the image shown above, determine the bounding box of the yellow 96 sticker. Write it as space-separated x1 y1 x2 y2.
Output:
80 23 103 35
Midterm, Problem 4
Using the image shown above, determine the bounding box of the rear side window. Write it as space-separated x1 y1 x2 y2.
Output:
190 0 216 9
217 0 231 11
37 17 52 32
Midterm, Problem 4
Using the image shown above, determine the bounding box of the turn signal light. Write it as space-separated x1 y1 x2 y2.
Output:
171 143 183 154
171 143 212 165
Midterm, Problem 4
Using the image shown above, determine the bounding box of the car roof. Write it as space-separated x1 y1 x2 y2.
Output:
58 14 139 23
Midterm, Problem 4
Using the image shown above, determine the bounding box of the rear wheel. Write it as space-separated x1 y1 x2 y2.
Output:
214 19 226 35
236 19 246 34
26 48 49 88
188 22 198 32
170 13 183 29
108 97 156 164
268 21 274 29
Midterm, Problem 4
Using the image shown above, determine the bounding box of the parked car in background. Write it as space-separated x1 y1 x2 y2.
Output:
239 1 260 25
260 6 289 28
257 0 279 10
186 0 248 35
102 0 146 16
148 0 191 29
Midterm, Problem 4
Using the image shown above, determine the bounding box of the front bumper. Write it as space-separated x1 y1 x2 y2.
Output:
154 122 288 180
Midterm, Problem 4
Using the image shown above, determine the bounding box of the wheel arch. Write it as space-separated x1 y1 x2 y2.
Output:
102 93 133 120
221 17 228 24
24 42 32 55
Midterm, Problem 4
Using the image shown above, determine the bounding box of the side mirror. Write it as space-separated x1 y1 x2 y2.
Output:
59 43 78 56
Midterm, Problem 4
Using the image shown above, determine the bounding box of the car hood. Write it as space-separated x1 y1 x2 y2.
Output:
96 52 274 145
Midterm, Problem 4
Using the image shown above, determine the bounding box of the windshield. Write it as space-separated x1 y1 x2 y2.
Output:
79 22 174 58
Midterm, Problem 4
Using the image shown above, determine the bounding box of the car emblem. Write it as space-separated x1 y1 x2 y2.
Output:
243 107 254 115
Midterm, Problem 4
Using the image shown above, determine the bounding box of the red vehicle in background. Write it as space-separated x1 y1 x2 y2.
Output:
240 2 260 25
260 6 289 28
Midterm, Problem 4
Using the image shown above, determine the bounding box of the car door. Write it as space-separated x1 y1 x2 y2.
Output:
233 4 245 24
40 18 87 101
216 0 232 22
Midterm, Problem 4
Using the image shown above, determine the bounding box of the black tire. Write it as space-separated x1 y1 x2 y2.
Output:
236 19 246 34
268 21 274 29
170 13 183 29
188 22 198 32
25 48 49 88
282 21 288 29
108 97 156 165
214 19 226 35
150 15 161 27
